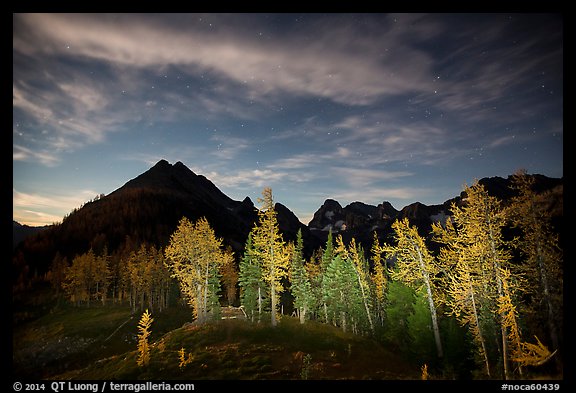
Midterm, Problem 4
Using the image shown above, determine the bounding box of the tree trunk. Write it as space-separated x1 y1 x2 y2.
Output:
412 240 443 359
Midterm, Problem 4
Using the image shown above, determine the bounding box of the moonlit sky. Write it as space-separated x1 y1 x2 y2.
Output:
13 13 563 227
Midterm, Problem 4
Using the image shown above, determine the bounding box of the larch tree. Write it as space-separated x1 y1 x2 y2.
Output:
164 217 227 324
48 252 68 299
346 237 375 335
220 246 238 307
387 218 444 359
435 180 548 379
251 187 290 327
370 232 388 328
432 219 492 376
137 309 153 367
507 169 562 360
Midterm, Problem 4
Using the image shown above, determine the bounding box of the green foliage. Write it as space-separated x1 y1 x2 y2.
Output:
300 353 312 380
387 218 443 358
407 287 437 364
382 280 414 348
289 230 315 324
239 232 267 322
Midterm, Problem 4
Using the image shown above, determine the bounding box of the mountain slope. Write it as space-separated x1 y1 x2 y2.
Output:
13 160 316 278
13 221 49 249
13 160 562 282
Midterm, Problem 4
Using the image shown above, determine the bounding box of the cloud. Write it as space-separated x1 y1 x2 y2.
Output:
13 188 99 226
13 144 59 167
14 13 436 106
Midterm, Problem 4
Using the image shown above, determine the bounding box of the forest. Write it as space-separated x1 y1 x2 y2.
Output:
18 170 563 380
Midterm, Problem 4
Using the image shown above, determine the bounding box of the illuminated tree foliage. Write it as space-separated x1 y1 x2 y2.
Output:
164 217 228 323
288 229 314 324
433 218 492 376
386 218 443 359
346 237 375 334
137 309 153 367
507 170 563 359
433 180 557 379
251 188 290 327
63 248 109 306
125 244 172 313
238 232 265 323
370 232 388 327
220 246 238 306
47 252 68 299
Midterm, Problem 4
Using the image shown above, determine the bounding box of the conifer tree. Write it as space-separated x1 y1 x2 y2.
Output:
220 246 238 306
387 218 443 358
434 180 532 379
320 232 335 323
347 238 375 334
137 309 153 367
164 217 227 323
322 253 358 332
48 252 68 298
508 170 562 359
251 188 290 327
370 232 388 327
289 229 314 324
238 232 264 322
433 219 492 376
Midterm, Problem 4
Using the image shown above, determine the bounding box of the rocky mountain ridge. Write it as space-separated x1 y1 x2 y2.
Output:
13 160 563 279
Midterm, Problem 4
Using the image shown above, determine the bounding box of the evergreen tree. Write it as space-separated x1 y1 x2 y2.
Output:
383 280 416 348
387 218 444 358
238 233 265 322
320 232 335 324
408 287 437 365
289 229 314 324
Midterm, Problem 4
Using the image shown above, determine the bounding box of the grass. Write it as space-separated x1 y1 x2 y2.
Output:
13 304 421 380
13 302 191 379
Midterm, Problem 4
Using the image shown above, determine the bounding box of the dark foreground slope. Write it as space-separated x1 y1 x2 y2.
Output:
13 303 420 380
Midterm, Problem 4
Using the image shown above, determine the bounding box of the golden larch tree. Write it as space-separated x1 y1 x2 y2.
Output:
164 216 228 323
251 188 290 327
387 217 443 358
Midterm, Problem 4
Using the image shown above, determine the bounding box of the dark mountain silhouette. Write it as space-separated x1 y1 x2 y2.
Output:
13 160 562 285
307 174 563 251
13 160 318 279
12 221 49 250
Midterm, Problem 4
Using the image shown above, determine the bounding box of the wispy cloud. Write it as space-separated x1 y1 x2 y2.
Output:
14 13 436 106
13 188 99 226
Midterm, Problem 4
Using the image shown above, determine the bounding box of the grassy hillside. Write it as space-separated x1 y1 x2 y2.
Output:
13 303 421 380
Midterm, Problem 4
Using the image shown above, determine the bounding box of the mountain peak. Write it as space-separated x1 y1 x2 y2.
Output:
153 159 171 168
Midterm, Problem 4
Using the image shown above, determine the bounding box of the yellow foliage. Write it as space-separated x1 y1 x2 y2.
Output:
137 309 153 367
511 336 556 367
178 347 193 369
421 363 429 380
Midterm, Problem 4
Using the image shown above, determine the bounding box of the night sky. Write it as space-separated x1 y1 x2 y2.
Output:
13 13 563 226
